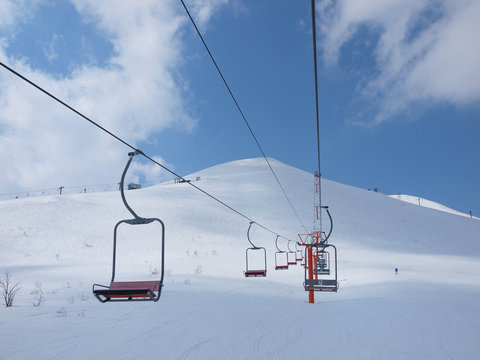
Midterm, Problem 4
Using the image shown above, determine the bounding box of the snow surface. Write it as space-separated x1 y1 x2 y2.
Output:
388 194 477 219
1 158 479 360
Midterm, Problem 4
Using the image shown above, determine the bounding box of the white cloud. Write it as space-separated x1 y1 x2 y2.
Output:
0 0 229 193
0 0 40 30
185 0 231 31
41 33 61 62
129 155 175 185
317 0 480 124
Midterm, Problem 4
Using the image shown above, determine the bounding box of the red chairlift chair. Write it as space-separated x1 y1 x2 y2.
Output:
93 151 165 303
274 236 289 270
287 240 297 265
244 222 267 277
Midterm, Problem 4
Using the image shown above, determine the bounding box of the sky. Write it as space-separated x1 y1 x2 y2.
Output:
0 0 479 216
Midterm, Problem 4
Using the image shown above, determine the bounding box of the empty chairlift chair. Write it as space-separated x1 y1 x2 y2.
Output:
297 233 314 268
304 243 338 292
295 243 303 262
274 236 289 270
287 240 297 266
92 151 165 303
303 206 338 292
244 222 267 277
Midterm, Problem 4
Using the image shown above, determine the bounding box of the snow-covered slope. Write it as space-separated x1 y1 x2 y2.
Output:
1 158 479 359
388 193 476 219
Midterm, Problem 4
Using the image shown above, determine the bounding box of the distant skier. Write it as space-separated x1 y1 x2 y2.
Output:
395 267 398 275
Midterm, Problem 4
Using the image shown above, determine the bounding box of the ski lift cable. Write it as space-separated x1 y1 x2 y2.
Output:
180 0 309 234
311 0 323 225
0 60 295 242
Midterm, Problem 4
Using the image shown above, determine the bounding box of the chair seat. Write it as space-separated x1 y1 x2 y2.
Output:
304 279 337 292
109 281 160 291
304 285 337 292
244 270 266 277
93 281 161 301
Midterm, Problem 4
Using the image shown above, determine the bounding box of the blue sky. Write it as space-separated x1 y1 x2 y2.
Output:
0 0 479 216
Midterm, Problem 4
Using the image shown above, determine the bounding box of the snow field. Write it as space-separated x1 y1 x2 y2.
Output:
1 158 479 359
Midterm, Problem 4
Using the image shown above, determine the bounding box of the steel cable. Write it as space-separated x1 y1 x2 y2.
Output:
0 60 296 242
180 0 309 234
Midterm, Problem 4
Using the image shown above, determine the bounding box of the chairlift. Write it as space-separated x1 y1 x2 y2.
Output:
296 241 306 267
295 242 303 262
93 151 165 303
303 207 337 292
304 243 338 292
274 236 289 270
244 222 267 277
287 241 297 265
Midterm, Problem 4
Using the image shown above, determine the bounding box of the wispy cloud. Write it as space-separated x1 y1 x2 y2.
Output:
318 0 480 124
41 33 61 62
0 0 229 192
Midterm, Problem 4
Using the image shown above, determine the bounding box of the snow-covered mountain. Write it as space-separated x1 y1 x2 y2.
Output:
1 158 479 359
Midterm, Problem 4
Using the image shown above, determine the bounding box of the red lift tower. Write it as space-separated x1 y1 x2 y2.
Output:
298 171 322 303
298 172 337 303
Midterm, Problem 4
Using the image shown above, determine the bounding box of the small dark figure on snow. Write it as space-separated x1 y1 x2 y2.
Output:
395 267 398 275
